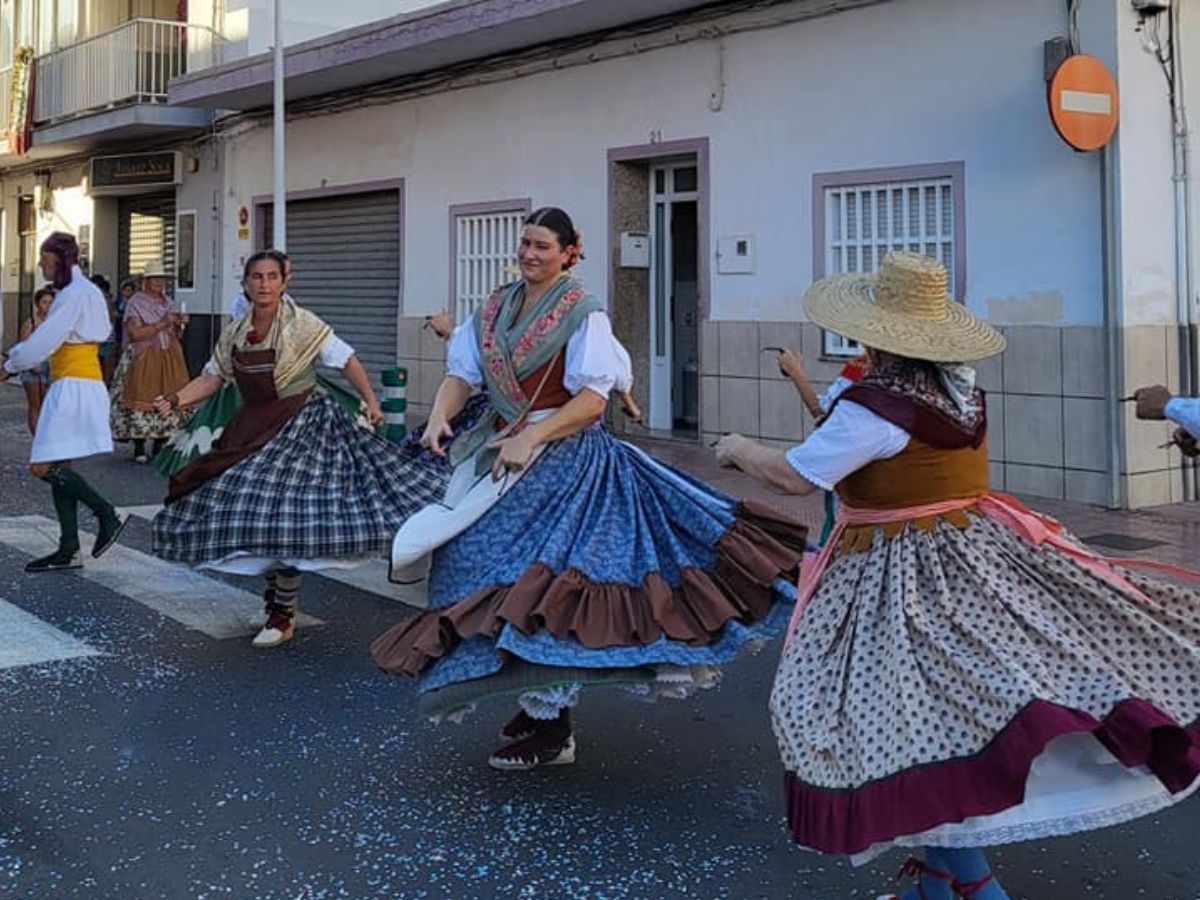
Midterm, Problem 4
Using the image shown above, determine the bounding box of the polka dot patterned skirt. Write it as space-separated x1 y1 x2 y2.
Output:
769 512 1200 863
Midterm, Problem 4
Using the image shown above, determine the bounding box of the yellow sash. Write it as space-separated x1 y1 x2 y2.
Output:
49 342 102 381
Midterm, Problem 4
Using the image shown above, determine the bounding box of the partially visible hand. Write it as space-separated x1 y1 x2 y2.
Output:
1173 427 1200 458
1134 385 1173 420
714 433 745 469
486 430 538 481
175 312 190 327
365 399 384 426
152 395 173 416
617 389 643 424
420 414 454 456
777 349 807 382
425 311 454 340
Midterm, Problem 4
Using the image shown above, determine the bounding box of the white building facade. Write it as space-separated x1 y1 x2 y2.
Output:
0 0 1196 509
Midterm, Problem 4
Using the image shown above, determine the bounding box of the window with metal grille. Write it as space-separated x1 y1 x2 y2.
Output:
815 164 964 357
450 201 529 324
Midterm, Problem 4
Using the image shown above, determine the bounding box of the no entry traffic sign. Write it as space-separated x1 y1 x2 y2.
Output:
1049 54 1120 152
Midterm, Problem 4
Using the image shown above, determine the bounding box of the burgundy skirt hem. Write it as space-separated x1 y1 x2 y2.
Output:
782 697 1200 855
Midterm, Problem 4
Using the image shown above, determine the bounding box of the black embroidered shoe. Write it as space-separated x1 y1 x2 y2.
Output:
25 549 83 573
92 513 129 559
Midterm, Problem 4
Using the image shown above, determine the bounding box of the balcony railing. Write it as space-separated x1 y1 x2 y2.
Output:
33 19 224 126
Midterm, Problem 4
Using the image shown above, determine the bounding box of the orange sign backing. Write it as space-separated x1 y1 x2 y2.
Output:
1049 54 1119 152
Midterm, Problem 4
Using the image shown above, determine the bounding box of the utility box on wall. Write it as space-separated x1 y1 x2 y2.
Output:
717 233 755 274
620 231 650 268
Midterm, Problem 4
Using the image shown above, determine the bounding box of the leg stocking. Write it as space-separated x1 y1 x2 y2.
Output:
55 467 116 523
926 848 1010 900
39 467 80 555
268 567 301 618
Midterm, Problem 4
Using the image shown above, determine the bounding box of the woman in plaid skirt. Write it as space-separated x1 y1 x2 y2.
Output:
371 207 807 771
150 250 451 649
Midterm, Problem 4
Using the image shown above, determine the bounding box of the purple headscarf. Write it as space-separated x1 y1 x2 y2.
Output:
39 232 79 290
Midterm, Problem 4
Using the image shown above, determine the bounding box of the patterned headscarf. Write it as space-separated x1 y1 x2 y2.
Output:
39 232 79 290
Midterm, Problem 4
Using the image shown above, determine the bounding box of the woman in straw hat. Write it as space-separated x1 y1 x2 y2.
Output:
109 260 193 462
715 251 1200 900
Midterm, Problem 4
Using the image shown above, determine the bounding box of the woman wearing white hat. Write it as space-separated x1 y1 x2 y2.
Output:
716 252 1200 899
109 260 193 461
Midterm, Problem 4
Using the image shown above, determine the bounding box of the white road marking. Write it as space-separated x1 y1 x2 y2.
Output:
119 503 166 521
122 505 428 608
314 561 428 609
0 516 323 639
0 596 103 670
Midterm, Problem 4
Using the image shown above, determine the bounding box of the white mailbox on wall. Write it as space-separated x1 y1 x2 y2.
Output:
620 231 651 268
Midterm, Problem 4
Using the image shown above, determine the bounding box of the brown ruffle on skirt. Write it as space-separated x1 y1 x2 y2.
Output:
371 501 805 676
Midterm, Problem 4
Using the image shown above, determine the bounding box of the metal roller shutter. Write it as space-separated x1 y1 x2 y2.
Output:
263 191 400 387
118 192 176 284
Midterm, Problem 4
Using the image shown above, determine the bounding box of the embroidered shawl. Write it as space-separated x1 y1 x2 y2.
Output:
832 357 987 449
449 275 602 468
209 298 331 393
124 291 175 359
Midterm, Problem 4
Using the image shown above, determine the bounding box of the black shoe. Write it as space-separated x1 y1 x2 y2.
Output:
92 513 129 559
25 549 83 573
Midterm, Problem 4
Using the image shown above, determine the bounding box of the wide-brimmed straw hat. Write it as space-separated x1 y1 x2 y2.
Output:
804 251 1005 362
141 260 173 279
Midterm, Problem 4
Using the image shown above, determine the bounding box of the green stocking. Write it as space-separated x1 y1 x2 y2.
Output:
55 467 116 522
40 469 80 554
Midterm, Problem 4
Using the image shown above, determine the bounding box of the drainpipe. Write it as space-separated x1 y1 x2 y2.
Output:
1168 2 1196 499
1102 142 1126 509
272 0 286 251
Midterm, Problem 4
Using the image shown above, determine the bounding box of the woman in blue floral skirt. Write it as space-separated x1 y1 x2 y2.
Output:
371 207 807 770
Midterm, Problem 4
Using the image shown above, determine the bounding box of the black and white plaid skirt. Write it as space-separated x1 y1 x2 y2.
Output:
152 394 449 566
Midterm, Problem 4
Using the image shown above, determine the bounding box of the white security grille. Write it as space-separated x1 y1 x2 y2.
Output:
822 176 956 357
454 208 524 323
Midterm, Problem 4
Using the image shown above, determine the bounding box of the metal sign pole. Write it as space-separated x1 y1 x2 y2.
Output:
272 0 286 251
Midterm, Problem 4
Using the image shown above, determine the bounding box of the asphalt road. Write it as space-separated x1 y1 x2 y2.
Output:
0 382 1196 900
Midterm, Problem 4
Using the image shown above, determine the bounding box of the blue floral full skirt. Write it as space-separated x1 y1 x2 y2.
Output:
370 426 807 718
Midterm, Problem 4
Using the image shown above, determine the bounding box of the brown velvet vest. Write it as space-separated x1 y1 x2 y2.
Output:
495 353 572 429
832 385 992 552
837 438 991 510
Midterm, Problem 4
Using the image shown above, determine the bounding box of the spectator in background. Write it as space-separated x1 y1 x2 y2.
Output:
91 274 119 385
116 277 136 334
109 261 193 462
17 285 55 434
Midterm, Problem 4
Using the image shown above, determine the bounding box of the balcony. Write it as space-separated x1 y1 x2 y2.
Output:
27 19 224 150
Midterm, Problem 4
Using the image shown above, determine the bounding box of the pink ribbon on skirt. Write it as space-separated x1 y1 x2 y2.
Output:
785 492 1200 647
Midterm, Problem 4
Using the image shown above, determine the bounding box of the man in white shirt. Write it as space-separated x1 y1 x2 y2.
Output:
2 233 128 571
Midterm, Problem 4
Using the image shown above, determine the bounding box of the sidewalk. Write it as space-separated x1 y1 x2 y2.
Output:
633 435 1200 570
